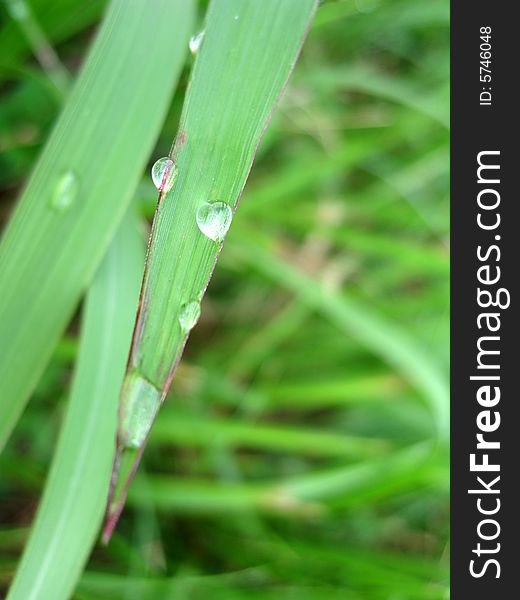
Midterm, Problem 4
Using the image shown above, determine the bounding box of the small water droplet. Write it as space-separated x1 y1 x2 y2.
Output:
234 14 239 21
196 201 233 243
179 300 201 333
189 30 205 54
51 170 78 211
151 157 178 193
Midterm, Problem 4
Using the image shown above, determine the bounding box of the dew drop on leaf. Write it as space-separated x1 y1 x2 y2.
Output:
50 170 78 211
196 201 233 243
179 300 201 333
151 157 178 193
189 30 205 54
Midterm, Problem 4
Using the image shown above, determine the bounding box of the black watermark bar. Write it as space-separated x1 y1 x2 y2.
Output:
451 1 517 596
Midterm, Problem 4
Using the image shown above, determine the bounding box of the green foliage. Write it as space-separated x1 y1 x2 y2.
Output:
0 0 194 449
0 0 449 598
107 0 319 530
7 212 144 600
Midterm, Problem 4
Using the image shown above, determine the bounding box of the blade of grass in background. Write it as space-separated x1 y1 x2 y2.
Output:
0 0 105 84
3 0 71 100
0 0 194 451
229 233 449 439
150 406 389 458
304 65 449 127
6 210 144 600
126 443 442 515
104 0 318 537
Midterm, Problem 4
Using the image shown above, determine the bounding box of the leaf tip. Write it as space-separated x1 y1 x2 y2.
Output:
101 443 143 543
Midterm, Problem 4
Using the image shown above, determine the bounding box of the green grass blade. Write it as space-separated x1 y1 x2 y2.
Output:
0 0 195 450
229 234 449 440
0 0 105 84
126 443 442 515
150 407 388 458
6 210 144 600
304 65 449 127
104 0 318 535
4 0 71 99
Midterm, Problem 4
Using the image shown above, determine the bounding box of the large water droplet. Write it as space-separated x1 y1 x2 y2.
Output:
196 201 233 243
151 157 178 193
120 373 161 449
179 300 201 333
51 170 78 211
189 30 205 54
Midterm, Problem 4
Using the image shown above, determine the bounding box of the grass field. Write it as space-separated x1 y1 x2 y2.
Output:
0 0 449 598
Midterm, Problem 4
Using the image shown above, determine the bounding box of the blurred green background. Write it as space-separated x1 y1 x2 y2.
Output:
0 0 449 598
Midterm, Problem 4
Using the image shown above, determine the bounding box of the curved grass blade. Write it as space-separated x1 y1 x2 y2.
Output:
0 0 195 451
3 0 70 99
229 233 449 440
103 0 319 540
150 407 389 458
6 210 144 600
125 443 441 515
304 65 449 127
0 0 105 86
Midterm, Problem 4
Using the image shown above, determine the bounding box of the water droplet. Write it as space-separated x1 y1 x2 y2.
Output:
151 157 178 193
196 201 233 243
120 373 161 448
189 30 205 54
179 300 201 333
51 170 78 211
